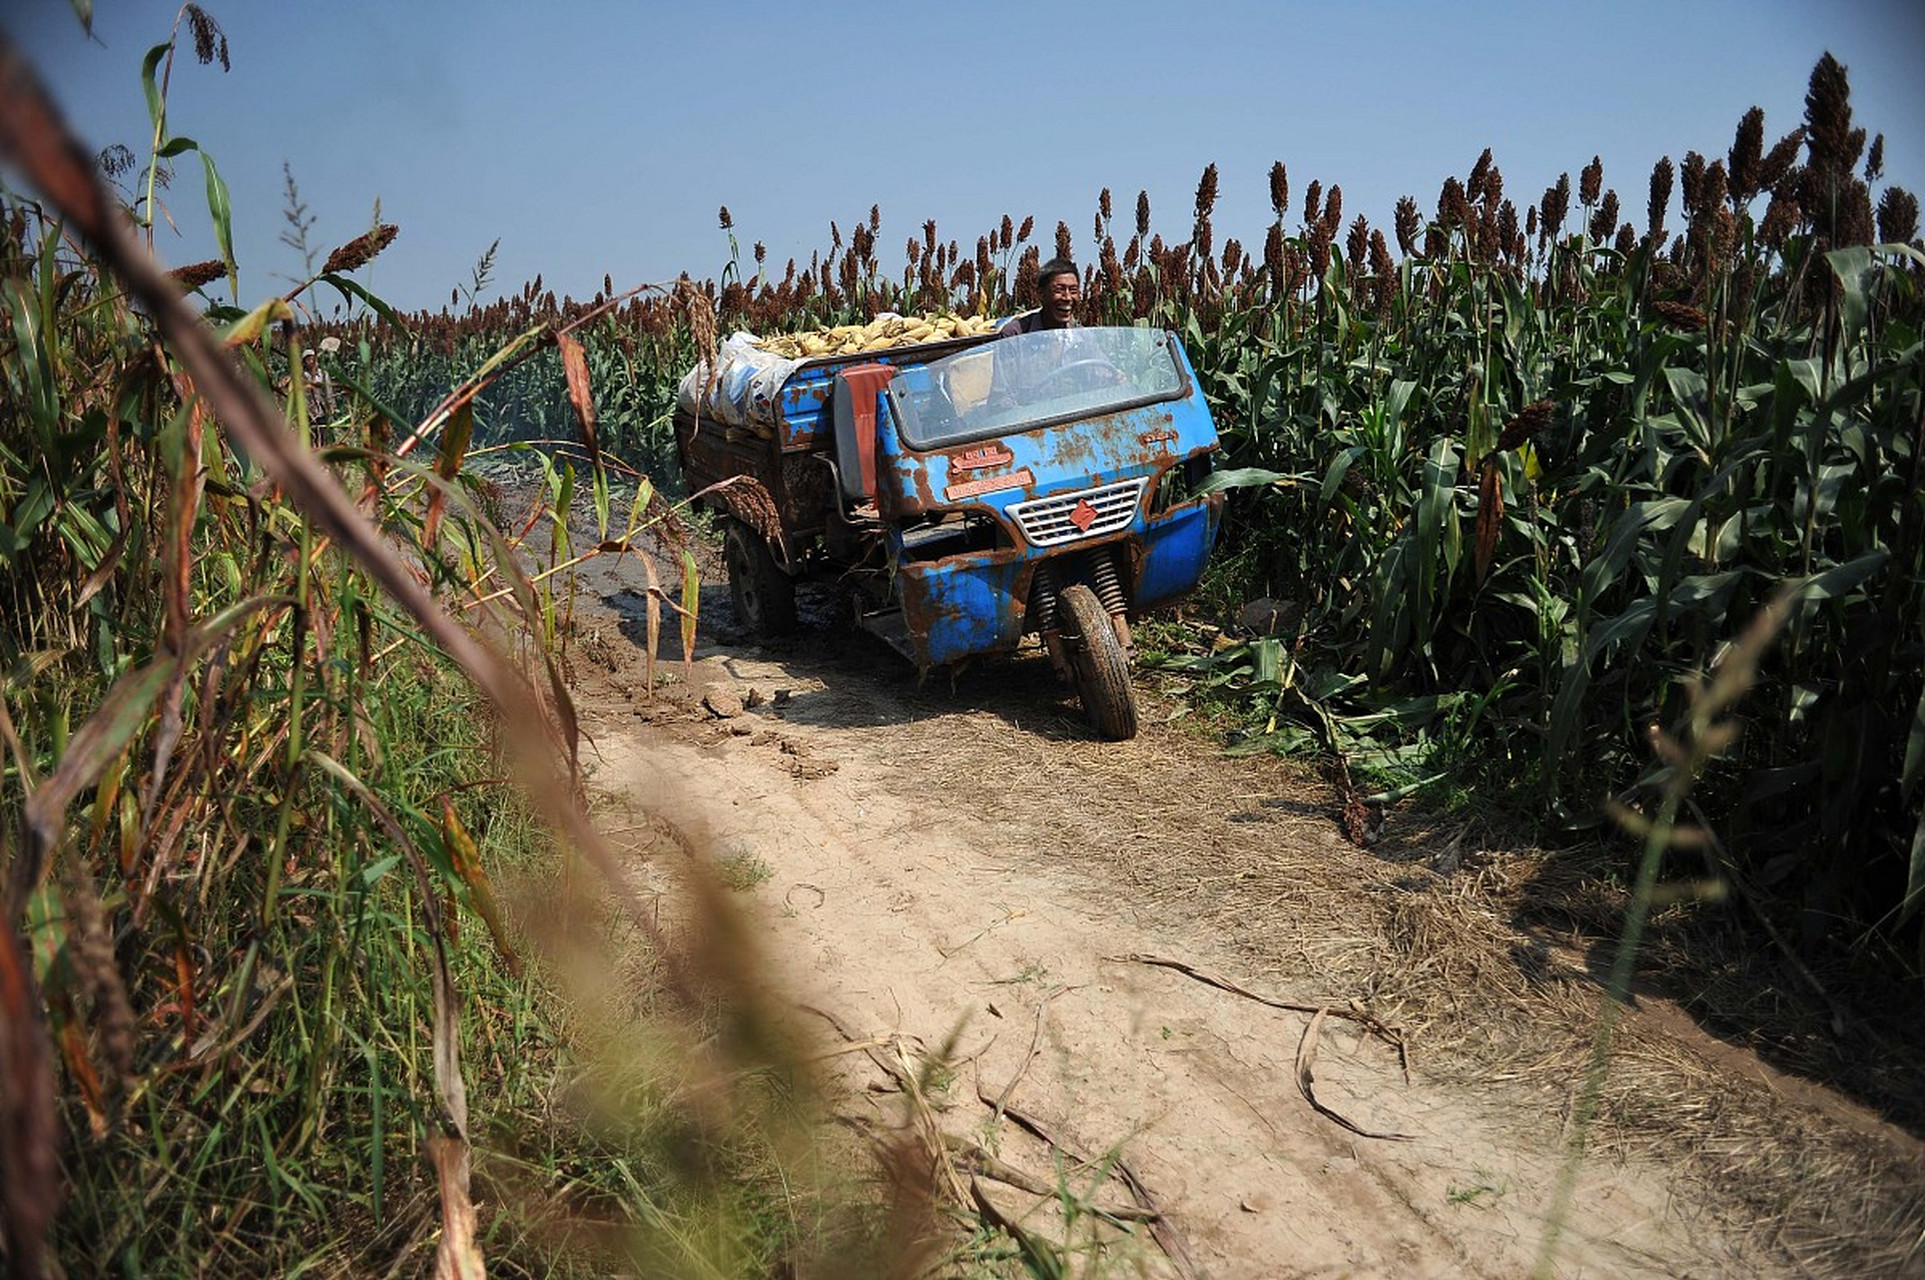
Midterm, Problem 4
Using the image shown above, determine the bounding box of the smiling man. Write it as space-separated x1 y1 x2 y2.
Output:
999 257 1082 335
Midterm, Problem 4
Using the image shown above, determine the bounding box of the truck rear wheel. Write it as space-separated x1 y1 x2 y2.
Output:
1059 583 1137 740
723 520 797 636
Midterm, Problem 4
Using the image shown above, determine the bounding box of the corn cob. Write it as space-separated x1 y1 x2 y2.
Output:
753 312 998 360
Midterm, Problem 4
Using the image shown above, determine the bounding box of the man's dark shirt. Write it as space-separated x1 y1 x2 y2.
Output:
997 310 1054 338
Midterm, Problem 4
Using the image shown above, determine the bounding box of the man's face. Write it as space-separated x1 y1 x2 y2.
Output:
1041 272 1081 327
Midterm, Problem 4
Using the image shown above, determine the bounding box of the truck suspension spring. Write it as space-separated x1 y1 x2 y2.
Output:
1029 563 1059 632
1090 547 1128 618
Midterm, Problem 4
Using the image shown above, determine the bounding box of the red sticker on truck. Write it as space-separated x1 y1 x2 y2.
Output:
944 468 1034 501
949 443 1015 472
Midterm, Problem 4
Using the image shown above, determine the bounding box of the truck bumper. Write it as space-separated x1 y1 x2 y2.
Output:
891 493 1223 669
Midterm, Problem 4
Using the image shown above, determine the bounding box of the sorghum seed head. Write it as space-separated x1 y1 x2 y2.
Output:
1496 400 1555 451
1729 106 1765 201
1877 186 1919 244
1580 156 1603 207
186 4 229 70
1681 151 1706 214
1321 184 1343 238
1648 157 1674 241
1264 222 1285 284
1369 228 1394 280
1840 179 1877 246
1468 147 1493 203
1194 162 1219 221
167 258 226 291
1591 190 1619 242
1651 300 1708 331
1803 53 1855 182
1759 128 1806 192
1394 195 1421 256
1700 161 1728 217
321 223 398 275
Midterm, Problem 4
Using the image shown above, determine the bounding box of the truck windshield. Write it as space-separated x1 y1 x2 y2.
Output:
886 326 1186 451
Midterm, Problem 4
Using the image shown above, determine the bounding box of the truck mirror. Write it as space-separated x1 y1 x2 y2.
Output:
830 363 897 502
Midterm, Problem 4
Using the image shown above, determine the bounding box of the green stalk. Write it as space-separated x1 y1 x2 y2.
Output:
263 345 312 932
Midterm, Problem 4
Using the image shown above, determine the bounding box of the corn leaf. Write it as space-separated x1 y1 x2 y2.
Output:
638 548 661 696
1195 466 1300 495
680 548 699 666
195 148 236 278
317 273 405 329
139 42 169 128
439 797 520 977
218 297 292 348
556 331 600 466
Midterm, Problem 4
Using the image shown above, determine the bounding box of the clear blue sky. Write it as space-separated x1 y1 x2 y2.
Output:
8 0 1923 315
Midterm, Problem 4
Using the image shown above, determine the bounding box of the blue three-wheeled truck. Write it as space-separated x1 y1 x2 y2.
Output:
675 324 1224 739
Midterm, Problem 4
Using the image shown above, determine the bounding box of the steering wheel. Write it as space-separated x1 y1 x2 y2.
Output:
1033 359 1124 395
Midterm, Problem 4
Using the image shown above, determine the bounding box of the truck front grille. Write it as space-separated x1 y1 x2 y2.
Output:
1008 478 1147 547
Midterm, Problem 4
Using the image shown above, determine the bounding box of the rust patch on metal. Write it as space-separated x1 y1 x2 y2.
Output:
889 455 940 518
944 468 1035 502
1139 427 1178 447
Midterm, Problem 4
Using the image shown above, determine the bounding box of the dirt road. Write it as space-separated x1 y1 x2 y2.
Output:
560 559 1922 1279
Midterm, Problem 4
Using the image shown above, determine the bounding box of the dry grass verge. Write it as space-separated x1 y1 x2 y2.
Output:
814 674 1925 1277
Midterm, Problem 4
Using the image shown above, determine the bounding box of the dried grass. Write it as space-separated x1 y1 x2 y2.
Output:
804 669 1925 1277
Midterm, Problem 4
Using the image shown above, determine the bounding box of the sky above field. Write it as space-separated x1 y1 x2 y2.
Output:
7 0 1924 314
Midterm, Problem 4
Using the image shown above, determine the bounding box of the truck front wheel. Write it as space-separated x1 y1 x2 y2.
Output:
723 520 797 636
1059 583 1137 740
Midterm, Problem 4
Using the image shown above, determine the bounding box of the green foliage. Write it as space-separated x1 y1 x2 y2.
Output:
338 298 692 488
0 25 828 1276
1141 102 1924 955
